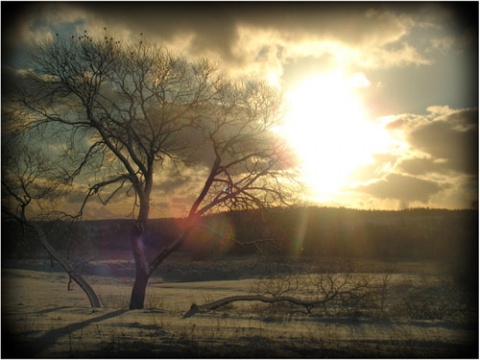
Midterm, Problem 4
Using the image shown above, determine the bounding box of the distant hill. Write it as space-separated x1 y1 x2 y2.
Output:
3 207 478 271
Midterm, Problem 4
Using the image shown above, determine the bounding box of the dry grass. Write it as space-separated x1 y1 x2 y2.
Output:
1 259 477 358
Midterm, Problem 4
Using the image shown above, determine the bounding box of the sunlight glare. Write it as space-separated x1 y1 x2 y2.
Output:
282 70 391 202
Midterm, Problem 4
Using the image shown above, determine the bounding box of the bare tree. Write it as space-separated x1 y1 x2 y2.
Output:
1 117 101 308
12 30 299 309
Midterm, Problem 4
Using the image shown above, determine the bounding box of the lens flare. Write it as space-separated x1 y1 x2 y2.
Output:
290 209 309 257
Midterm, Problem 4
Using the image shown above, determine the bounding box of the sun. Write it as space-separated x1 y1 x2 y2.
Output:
281 70 390 202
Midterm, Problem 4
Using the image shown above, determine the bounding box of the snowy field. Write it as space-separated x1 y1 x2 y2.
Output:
2 258 477 358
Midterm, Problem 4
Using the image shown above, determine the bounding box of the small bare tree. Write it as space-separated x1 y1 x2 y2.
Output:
12 30 299 309
1 114 101 308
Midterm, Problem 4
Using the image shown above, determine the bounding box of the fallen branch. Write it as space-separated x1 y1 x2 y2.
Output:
183 295 328 318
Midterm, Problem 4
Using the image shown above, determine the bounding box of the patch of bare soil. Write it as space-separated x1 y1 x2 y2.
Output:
1 261 478 358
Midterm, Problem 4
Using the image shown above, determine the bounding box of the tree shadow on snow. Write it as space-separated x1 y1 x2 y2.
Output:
2 309 127 358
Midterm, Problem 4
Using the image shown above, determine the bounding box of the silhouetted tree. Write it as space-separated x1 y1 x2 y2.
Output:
1 115 101 308
12 30 299 309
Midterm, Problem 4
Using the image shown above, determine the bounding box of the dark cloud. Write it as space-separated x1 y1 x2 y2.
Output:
408 108 478 175
385 108 478 177
398 157 447 176
356 173 443 203
155 173 193 194
441 107 478 130
372 107 478 207
75 2 385 43
4 2 474 65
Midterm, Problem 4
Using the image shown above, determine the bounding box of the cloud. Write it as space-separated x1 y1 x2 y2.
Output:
2 3 91 55
4 2 470 79
356 173 443 204
390 107 478 175
3 1 475 99
398 157 448 176
353 106 478 209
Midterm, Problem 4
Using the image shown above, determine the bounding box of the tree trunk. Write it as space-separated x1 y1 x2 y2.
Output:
129 222 150 310
128 204 195 309
130 269 149 310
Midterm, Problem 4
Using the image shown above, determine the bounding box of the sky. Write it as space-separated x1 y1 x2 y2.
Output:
2 2 478 218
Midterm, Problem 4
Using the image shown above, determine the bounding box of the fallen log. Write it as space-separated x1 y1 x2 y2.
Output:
183 295 328 318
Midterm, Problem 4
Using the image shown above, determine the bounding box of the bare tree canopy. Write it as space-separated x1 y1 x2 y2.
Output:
7 30 300 309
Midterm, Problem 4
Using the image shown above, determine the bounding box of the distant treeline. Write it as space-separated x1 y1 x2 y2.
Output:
2 207 478 268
